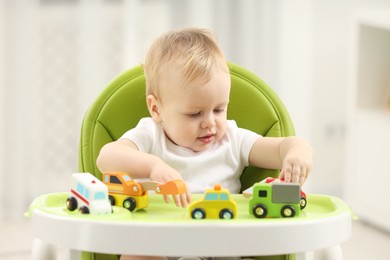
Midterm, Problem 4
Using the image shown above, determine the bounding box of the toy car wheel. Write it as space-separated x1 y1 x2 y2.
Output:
66 197 77 211
108 195 115 206
253 204 267 218
79 206 90 214
123 197 136 212
191 208 206 219
219 208 234 219
281 205 296 217
300 197 307 210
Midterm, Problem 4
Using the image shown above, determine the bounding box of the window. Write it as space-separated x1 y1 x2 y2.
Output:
123 175 131 181
258 190 267 198
85 189 90 199
205 193 218 201
220 193 229 200
110 176 122 184
94 192 106 200
77 182 84 194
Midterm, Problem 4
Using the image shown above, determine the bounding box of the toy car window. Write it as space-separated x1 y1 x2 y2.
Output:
258 190 267 198
94 192 106 200
85 189 90 199
205 193 218 200
77 182 84 194
110 176 121 184
220 193 229 200
123 175 131 181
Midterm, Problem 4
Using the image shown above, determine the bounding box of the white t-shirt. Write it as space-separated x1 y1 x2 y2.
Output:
120 118 260 193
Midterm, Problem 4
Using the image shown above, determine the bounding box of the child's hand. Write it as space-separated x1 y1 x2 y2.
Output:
249 136 313 186
163 192 192 209
279 145 312 185
149 161 191 208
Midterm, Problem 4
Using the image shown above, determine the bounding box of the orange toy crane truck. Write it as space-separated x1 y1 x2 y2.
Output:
102 172 187 212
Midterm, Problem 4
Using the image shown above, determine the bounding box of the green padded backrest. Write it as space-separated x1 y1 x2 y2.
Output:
79 62 295 192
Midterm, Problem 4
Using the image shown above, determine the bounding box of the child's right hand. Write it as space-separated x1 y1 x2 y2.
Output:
149 161 191 208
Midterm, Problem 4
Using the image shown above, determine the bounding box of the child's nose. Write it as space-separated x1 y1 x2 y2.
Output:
201 113 216 129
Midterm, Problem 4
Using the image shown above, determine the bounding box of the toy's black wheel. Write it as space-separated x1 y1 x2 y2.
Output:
79 206 90 214
123 197 136 212
253 204 267 218
300 197 307 210
66 197 77 211
109 195 115 206
281 205 296 217
219 208 234 219
191 208 206 219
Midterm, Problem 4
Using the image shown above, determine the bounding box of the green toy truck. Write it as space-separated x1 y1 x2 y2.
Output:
249 182 301 218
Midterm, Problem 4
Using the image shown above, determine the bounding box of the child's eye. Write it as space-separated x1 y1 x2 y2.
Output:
187 112 201 118
214 108 225 113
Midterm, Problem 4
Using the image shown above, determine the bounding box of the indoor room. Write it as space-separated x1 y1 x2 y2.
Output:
1 0 390 259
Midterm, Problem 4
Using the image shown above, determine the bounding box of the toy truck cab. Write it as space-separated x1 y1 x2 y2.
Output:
66 173 112 214
189 184 237 219
249 182 301 218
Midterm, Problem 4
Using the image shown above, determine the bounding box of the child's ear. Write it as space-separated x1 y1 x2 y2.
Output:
146 95 162 123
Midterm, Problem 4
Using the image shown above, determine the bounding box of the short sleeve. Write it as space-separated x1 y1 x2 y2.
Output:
227 120 261 166
119 118 157 153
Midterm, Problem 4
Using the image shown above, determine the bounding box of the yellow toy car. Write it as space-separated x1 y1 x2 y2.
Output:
189 184 237 219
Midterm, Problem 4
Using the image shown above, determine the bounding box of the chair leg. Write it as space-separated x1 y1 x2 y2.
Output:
31 238 57 260
68 249 82 260
296 251 314 260
314 245 343 260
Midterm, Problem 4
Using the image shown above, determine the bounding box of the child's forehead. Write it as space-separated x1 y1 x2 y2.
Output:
160 69 209 91
165 72 230 100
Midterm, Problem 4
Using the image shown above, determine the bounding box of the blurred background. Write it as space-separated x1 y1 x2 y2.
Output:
1 0 390 259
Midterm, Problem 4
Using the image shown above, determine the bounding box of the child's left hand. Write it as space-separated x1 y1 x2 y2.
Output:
279 139 312 185
249 136 313 185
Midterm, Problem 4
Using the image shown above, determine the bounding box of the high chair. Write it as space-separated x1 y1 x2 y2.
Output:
29 62 352 260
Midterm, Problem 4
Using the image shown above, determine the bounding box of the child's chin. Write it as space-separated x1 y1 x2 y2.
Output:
192 143 213 153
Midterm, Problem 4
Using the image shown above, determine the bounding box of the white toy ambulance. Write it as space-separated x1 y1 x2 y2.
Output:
66 173 112 214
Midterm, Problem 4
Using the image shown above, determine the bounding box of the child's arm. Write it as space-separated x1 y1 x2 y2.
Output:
96 139 191 207
248 136 313 185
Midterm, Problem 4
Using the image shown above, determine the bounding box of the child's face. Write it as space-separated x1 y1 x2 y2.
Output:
152 70 231 152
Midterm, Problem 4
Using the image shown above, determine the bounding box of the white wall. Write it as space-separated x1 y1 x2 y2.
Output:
277 0 313 139
307 1 354 196
0 0 5 222
1 0 127 220
306 0 390 197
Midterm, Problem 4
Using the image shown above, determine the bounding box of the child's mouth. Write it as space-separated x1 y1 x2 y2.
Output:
198 134 215 144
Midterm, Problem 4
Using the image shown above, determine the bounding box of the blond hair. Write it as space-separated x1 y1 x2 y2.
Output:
143 28 228 99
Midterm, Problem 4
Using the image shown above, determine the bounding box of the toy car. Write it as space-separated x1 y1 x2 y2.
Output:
103 172 149 212
66 173 112 214
248 181 301 218
189 184 237 219
103 172 187 212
